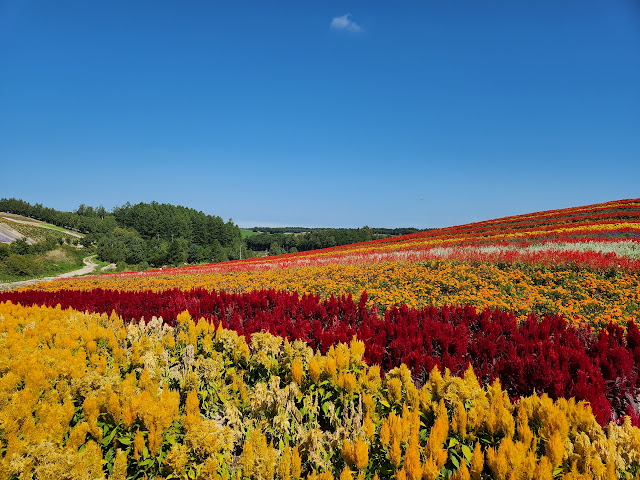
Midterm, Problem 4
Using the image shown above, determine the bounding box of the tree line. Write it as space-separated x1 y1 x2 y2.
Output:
255 226 421 236
0 198 243 268
245 226 423 255
1 198 424 270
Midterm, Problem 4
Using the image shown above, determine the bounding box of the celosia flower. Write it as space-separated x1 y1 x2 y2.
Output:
176 310 192 327
353 439 368 471
486 447 508 480
326 356 337 379
343 373 357 395
349 336 365 363
545 432 565 468
335 344 350 371
183 389 201 430
65 422 89 451
470 442 484 480
454 402 468 438
164 443 190 475
363 412 375 440
111 449 128 480
291 445 302 480
342 439 353 465
278 446 292 480
380 419 390 447
340 466 353 480
390 439 402 469
452 462 470 480
533 455 553 480
309 356 322 382
387 378 403 404
403 437 421 480
133 429 145 461
291 359 304 385
422 458 440 480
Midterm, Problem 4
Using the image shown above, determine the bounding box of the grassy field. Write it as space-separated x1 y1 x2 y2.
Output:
0 245 85 282
241 228 260 239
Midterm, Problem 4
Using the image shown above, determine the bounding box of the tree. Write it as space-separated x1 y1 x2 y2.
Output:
206 240 227 263
10 238 31 255
269 242 283 256
167 238 187 266
187 243 204 264
124 236 146 264
147 238 168 267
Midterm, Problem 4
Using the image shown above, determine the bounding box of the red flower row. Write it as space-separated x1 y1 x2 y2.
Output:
2 287 639 426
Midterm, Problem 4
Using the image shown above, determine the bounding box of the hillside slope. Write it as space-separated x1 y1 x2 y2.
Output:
0 213 82 243
23 199 640 327
0 222 24 243
103 198 640 274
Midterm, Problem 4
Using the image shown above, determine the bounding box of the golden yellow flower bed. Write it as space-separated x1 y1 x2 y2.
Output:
1 301 639 479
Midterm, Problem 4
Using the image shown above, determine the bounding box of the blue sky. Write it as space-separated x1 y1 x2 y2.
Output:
1 1 639 228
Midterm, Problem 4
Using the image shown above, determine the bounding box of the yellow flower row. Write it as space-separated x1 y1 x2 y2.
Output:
1 301 639 479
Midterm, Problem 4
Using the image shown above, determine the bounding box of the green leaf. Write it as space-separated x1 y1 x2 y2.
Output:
379 399 390 408
102 426 118 446
104 447 115 463
450 455 460 469
448 437 459 448
117 436 132 445
461 444 473 462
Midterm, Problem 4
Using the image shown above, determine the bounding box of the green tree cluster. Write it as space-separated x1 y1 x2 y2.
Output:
245 227 378 254
1 198 244 268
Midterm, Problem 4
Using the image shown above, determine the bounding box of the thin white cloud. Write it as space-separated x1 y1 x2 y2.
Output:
330 14 363 33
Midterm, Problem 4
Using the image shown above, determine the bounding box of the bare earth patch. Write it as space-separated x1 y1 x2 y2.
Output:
45 248 72 261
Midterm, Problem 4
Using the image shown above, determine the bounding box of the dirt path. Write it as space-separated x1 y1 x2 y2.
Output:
0 255 98 292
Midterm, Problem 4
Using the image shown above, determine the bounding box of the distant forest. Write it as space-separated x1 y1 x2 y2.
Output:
244 227 421 255
0 198 422 269
254 226 421 235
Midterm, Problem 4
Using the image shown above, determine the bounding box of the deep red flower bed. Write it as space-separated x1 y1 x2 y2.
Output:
2 288 639 426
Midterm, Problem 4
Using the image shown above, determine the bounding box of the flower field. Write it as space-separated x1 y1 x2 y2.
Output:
2 302 639 479
32 261 640 327
2 199 640 479
24 199 640 327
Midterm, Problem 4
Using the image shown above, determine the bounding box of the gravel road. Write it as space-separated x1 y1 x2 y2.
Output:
0 255 98 292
